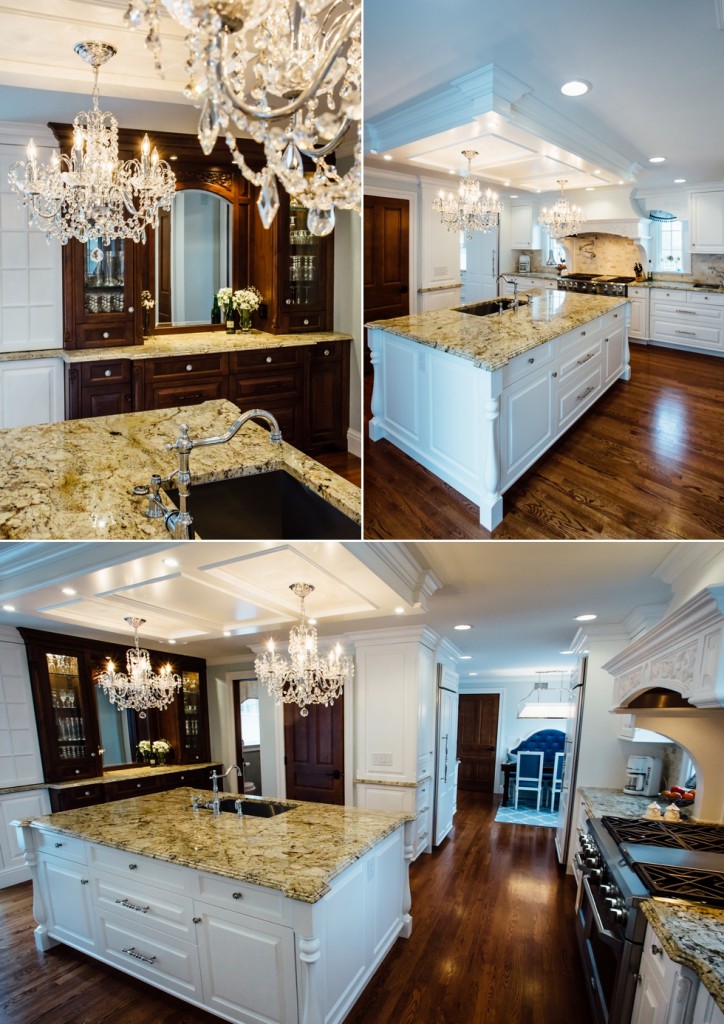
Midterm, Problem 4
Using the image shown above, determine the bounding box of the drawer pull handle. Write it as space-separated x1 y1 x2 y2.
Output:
675 330 696 336
55 842 63 848
193 916 202 924
80 878 89 884
122 946 157 966
266 356 272 363
527 357 535 364
128 863 138 870
232 891 244 900
576 386 595 402
613 313 618 318
104 369 112 378
115 897 149 914
419 805 430 813
419 832 429 840
102 332 110 340
651 944 663 956
580 330 586 336
576 352 594 365
675 309 694 314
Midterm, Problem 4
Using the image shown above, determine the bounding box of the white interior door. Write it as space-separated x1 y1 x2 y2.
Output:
461 227 498 302
434 670 459 845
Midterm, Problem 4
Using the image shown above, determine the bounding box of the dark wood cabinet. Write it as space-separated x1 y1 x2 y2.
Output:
19 627 210 784
307 339 350 450
48 764 222 812
141 352 229 411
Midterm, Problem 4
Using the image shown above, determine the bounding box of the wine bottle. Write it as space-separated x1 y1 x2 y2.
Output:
211 294 221 324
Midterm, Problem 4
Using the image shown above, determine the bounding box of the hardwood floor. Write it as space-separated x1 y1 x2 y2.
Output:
0 792 589 1024
314 448 361 488
363 344 724 539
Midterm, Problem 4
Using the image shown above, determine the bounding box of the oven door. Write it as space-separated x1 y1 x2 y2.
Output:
575 876 641 1024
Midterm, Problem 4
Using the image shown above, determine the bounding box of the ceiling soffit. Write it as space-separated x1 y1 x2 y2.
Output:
365 63 641 191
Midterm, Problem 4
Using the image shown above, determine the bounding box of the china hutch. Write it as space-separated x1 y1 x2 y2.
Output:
19 627 216 812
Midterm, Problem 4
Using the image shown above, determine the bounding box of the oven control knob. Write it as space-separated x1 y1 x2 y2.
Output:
600 884 613 895
589 868 603 882
584 855 600 868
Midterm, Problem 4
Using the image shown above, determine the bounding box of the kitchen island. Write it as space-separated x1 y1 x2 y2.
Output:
15 788 414 1024
367 290 630 530
0 398 360 539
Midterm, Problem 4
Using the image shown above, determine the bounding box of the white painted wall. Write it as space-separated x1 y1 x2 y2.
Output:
575 629 632 791
333 154 362 457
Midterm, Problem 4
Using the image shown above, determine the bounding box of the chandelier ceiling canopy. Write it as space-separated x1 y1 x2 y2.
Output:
538 179 586 239
8 42 176 246
517 671 575 719
97 616 182 718
432 149 503 238
254 582 353 715
125 0 361 237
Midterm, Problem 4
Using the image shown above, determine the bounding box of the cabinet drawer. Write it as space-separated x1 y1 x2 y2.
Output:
80 360 131 386
96 911 203 999
285 310 324 331
415 780 431 815
557 337 603 381
628 287 648 299
230 347 303 372
93 869 195 941
651 300 724 323
148 379 224 410
34 828 88 864
557 320 603 360
104 775 162 801
416 808 431 848
555 363 602 432
650 318 722 351
688 288 724 306
75 324 134 348
146 353 227 380
229 369 302 401
502 340 554 387
197 872 290 926
49 783 106 812
90 845 190 893
171 766 218 790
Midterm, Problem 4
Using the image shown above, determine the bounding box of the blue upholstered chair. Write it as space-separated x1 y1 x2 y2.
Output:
550 751 565 811
515 750 544 811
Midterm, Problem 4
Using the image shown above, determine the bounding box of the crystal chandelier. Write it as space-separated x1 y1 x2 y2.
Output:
97 617 182 718
432 150 503 239
517 672 575 719
254 583 353 716
125 0 361 236
538 179 586 239
8 42 176 246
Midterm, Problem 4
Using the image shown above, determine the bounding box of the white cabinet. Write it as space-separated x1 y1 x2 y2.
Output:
603 312 626 386
693 984 724 1024
510 205 541 250
631 924 698 1024
0 358 64 427
500 360 555 488
37 852 96 953
690 191 724 253
628 286 650 341
0 789 49 887
649 288 724 354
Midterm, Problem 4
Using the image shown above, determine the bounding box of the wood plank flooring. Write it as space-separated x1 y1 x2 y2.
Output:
314 449 361 488
363 344 724 539
0 792 589 1024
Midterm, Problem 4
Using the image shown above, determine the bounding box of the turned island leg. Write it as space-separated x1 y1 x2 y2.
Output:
13 822 57 952
401 818 415 939
479 388 503 532
368 328 385 442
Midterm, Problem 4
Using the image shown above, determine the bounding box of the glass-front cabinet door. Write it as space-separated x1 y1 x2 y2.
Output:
180 671 206 762
84 238 127 318
277 200 332 332
66 236 139 348
40 650 100 780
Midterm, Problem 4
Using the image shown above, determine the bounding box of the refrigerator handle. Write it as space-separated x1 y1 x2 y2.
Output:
443 734 449 783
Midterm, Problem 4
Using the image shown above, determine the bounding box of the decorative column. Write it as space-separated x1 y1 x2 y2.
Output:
479 371 503 531
13 822 56 952
368 328 385 442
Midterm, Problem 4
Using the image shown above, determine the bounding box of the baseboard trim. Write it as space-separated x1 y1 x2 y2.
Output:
347 428 362 458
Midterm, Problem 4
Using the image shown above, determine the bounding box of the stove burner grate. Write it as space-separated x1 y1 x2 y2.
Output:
602 816 724 853
633 863 724 905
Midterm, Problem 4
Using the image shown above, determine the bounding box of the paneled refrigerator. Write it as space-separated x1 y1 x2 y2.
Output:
433 663 459 846
555 656 588 864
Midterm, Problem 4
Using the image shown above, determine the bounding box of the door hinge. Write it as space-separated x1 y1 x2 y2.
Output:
283 755 287 765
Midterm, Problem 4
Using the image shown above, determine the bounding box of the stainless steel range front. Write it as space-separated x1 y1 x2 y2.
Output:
574 816 724 1024
558 274 634 297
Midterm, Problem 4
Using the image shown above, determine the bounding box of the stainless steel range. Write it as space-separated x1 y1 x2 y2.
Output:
558 274 635 297
575 816 724 1024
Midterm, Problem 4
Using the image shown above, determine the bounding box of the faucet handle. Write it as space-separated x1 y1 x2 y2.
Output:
166 423 192 452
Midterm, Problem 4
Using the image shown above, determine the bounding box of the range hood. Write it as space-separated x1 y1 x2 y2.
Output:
569 219 651 242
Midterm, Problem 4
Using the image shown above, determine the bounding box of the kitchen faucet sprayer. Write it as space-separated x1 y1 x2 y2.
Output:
138 409 282 539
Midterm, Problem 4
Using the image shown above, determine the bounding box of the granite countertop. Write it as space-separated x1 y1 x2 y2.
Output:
0 782 49 796
579 788 723 1009
22 787 410 904
631 279 724 293
367 290 629 371
0 398 360 539
0 330 351 365
46 762 221 790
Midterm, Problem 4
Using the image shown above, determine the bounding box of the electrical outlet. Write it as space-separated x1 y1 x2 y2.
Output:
372 752 393 766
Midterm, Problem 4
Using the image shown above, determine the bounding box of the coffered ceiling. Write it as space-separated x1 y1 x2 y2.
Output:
0 541 694 685
365 0 724 194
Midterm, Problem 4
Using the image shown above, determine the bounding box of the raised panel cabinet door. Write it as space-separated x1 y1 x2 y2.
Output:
691 191 724 252
500 368 555 487
0 359 64 428
604 320 626 386
80 386 133 418
631 967 668 1024
38 854 95 953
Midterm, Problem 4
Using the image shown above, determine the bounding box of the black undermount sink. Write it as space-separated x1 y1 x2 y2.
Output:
692 282 721 289
454 297 528 317
218 799 293 818
164 470 360 540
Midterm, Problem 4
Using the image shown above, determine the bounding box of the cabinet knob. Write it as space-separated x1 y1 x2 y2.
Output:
75 769 80 774
604 337 609 343
128 863 138 870
651 944 663 956
136 782 142 788
186 364 193 372
55 842 63 848
91 752 96 757
84 790 91 796
266 356 272 363
104 369 112 378
80 878 89 885
581 330 586 336
286 298 292 305
303 319 310 325
552 371 558 378
528 357 535 364
128 306 134 313
193 916 202 924
324 348 330 356
232 891 244 900
102 332 110 339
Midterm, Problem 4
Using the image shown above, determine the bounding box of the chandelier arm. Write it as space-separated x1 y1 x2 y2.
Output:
211 5 359 124
295 117 351 160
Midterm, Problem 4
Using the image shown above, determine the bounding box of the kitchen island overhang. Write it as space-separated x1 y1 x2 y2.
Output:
367 290 631 531
15 788 415 1024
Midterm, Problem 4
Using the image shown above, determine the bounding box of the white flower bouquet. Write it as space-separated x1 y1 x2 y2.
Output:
233 286 263 331
152 738 172 764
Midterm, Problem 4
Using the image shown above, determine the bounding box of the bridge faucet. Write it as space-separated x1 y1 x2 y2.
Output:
140 409 283 540
210 765 243 816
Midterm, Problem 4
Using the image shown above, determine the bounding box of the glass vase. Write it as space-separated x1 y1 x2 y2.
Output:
240 311 252 332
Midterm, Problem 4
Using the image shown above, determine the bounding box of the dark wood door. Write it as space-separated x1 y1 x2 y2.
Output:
284 699 344 804
456 694 500 793
363 194 409 372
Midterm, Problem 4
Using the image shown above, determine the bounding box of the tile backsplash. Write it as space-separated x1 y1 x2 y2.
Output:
692 253 724 282
522 232 643 276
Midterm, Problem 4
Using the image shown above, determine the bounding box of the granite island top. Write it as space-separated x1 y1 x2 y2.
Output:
578 788 724 1010
0 398 360 539
21 787 410 904
367 290 629 371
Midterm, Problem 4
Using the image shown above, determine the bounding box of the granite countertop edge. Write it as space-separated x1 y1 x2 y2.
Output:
641 900 724 1012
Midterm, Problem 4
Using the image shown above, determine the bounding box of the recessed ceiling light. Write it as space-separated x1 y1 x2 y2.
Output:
561 80 591 97
369 149 378 155
168 639 176 645
674 178 686 184
618 180 624 185
163 557 179 568
559 649 575 655
503 180 510 186
223 631 231 637
460 655 472 660
649 156 666 164
394 607 405 615
2 604 15 612
383 154 392 161
468 671 478 677
585 187 595 191
61 587 76 596
509 194 519 199
575 613 597 622
454 624 472 631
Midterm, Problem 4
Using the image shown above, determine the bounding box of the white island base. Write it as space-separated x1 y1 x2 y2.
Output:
368 303 630 531
16 816 414 1024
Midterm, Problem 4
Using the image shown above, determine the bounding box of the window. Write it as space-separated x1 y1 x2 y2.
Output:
653 219 687 273
240 697 260 747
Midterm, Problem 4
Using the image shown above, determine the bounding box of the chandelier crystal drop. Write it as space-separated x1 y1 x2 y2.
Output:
96 617 182 718
8 42 176 245
538 179 586 239
432 150 503 238
254 582 353 716
125 0 361 236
